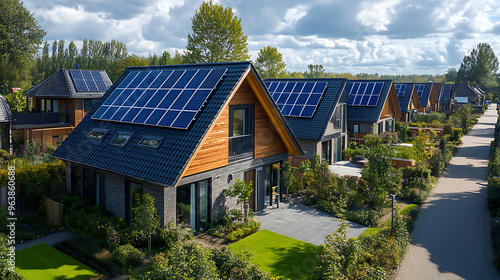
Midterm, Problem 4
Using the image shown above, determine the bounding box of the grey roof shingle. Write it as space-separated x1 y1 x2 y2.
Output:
0 95 12 123
396 83 415 113
440 84 453 105
264 78 347 141
24 69 112 98
347 80 394 123
416 83 433 107
53 62 298 187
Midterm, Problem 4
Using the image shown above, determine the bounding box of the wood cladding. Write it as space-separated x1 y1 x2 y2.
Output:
381 87 400 119
183 78 288 177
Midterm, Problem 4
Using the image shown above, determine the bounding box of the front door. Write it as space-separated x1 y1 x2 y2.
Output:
244 169 256 211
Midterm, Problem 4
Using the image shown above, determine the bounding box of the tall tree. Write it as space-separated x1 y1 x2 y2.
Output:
185 0 250 63
255 45 287 79
445 67 458 83
305 64 326 78
457 43 499 88
0 0 46 93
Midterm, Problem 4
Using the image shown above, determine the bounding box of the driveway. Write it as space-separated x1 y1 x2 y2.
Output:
396 106 500 280
254 200 368 246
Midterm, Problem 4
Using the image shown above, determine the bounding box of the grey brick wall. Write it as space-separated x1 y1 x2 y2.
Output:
104 171 126 219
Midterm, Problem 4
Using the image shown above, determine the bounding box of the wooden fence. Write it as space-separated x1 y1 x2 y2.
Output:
44 197 64 226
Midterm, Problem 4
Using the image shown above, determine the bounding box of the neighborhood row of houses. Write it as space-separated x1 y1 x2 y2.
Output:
1 62 488 229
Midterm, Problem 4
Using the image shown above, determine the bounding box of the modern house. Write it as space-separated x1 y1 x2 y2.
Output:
395 83 420 123
415 83 435 113
52 62 303 229
0 96 13 152
439 84 454 113
18 69 112 152
264 78 348 165
432 83 443 112
453 80 484 108
346 80 401 143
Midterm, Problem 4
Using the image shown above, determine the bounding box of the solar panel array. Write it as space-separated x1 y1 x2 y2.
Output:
92 68 227 129
265 81 327 118
395 84 407 97
347 82 384 106
69 70 108 92
416 84 425 98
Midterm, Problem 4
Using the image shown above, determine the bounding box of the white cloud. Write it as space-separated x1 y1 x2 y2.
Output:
275 5 309 32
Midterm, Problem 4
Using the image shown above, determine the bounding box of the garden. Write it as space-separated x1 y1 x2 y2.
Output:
487 110 500 271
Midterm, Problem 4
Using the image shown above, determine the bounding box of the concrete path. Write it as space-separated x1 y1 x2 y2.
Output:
15 230 75 251
254 200 368 246
396 106 500 280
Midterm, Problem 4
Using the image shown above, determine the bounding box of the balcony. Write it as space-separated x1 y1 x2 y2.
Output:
229 134 253 158
12 112 65 126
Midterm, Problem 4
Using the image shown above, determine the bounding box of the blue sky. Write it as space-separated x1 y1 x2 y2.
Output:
23 0 500 75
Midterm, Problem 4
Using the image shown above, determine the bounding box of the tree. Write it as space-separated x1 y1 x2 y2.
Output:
255 45 287 79
305 64 326 78
445 67 458 83
185 0 250 63
457 43 499 88
223 178 253 222
132 192 160 254
0 0 46 93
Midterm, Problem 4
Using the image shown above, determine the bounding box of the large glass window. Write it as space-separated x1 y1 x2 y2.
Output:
177 179 210 230
229 105 254 157
321 140 332 165
111 132 132 147
125 181 143 224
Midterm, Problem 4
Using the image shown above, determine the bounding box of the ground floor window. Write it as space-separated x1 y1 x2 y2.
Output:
263 162 281 207
125 181 143 224
177 179 210 230
333 138 342 163
321 140 332 164
84 168 105 207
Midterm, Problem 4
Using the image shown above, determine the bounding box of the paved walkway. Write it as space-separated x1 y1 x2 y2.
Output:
15 230 75 251
254 200 368 246
396 106 500 280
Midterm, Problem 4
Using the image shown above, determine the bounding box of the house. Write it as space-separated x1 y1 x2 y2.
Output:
432 83 443 112
439 84 454 113
0 96 13 153
395 83 420 123
264 78 348 165
52 62 303 229
453 79 484 107
18 69 112 152
346 80 401 143
415 83 435 113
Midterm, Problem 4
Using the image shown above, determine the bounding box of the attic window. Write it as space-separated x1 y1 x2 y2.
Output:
110 132 133 147
137 136 163 149
87 129 108 140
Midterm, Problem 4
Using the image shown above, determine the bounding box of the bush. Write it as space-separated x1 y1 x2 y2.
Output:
153 222 192 250
226 219 261 242
0 234 24 279
488 178 500 217
453 128 463 142
212 247 272 279
345 208 381 227
112 244 144 268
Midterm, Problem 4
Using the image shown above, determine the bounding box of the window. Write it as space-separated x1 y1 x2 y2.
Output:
53 100 59 113
321 140 332 165
110 132 132 147
353 124 359 133
177 179 211 230
137 136 163 149
27 98 33 112
84 99 96 111
125 181 143 224
229 105 254 157
87 128 108 140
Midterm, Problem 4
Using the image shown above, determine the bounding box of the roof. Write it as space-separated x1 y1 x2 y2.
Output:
52 62 301 187
0 95 12 123
264 78 347 141
440 84 453 105
416 83 433 107
432 83 443 103
396 83 420 113
347 80 394 123
24 69 112 98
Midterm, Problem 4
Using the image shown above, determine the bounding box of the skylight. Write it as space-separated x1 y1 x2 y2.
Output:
137 136 163 149
110 132 132 147
87 129 108 140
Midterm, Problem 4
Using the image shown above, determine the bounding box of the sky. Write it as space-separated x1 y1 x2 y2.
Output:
22 0 500 75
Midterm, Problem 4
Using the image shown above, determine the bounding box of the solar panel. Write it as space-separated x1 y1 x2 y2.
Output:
395 84 407 97
92 68 227 129
69 70 109 92
347 82 384 106
265 81 327 118
416 84 425 98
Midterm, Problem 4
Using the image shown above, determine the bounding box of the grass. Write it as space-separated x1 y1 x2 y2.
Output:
15 243 98 280
359 227 381 237
229 229 320 280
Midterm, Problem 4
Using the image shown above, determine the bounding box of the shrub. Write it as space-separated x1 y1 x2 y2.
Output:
226 219 261 242
453 128 463 142
487 177 500 217
0 234 24 279
153 222 192 250
345 208 381 227
212 247 272 279
112 244 144 268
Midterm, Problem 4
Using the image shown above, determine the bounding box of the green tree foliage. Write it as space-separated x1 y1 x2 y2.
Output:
255 45 287 79
148 50 184 66
445 67 458 83
361 145 402 209
457 43 499 88
6 89 26 112
305 64 326 78
223 178 253 222
0 234 23 279
132 192 160 254
185 0 250 63
0 0 46 93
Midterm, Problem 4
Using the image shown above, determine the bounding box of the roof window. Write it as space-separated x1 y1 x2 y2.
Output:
137 136 163 149
87 128 108 140
110 132 133 147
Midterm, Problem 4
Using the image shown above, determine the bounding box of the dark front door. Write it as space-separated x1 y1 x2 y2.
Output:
244 169 256 211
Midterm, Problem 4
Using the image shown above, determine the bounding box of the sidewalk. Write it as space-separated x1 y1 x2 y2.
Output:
15 230 75 251
395 106 500 280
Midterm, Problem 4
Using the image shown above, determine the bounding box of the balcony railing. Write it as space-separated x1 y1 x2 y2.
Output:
229 134 253 157
12 112 62 125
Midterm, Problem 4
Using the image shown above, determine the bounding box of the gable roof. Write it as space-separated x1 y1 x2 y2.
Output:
439 84 453 105
454 81 482 102
396 83 420 113
416 83 434 107
347 80 396 123
432 83 443 103
0 95 12 123
264 78 347 141
52 62 301 187
24 69 112 98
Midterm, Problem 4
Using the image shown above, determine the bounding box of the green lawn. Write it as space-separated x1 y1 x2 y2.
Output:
15 243 97 280
229 229 320 280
